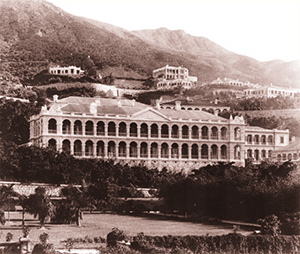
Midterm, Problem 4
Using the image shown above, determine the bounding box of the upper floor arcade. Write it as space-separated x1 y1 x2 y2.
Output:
34 117 244 143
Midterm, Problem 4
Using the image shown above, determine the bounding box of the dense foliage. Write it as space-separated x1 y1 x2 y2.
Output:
130 233 300 254
160 161 300 225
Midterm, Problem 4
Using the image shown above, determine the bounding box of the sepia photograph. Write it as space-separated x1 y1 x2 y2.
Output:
0 0 299 253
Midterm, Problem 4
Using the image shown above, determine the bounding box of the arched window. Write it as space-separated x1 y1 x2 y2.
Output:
182 144 188 159
108 122 116 136
119 141 126 157
161 124 169 138
261 150 266 158
254 135 259 144
191 144 198 159
130 142 137 157
62 120 71 134
171 125 179 138
97 141 104 157
161 143 169 158
74 120 82 135
48 139 56 150
151 124 158 138
221 127 227 140
247 135 252 143
211 145 218 159
201 126 208 139
62 139 70 153
268 150 272 158
277 154 282 162
221 145 227 159
48 119 57 133
85 121 94 136
208 108 214 114
261 135 266 144
282 154 287 161
201 144 208 159
234 127 241 140
288 153 292 161
267 135 273 145
108 141 116 156
97 121 105 136
119 122 127 137
151 143 158 158
140 142 148 158
74 140 82 156
247 149 252 158
182 125 189 139
293 153 298 160
141 123 148 138
211 127 218 139
171 143 179 158
254 149 259 160
192 126 199 139
234 145 241 160
85 140 93 156
130 123 137 137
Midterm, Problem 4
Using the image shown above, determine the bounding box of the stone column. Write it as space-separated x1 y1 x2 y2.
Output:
137 145 140 158
126 145 130 159
137 126 141 138
93 143 97 157
104 144 108 158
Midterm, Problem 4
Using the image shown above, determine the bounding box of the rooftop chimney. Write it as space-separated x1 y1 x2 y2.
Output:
175 101 181 110
90 102 97 115
117 98 122 107
156 99 160 109
95 98 101 106
53 94 58 102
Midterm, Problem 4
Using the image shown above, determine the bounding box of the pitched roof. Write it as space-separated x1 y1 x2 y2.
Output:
50 96 228 122
52 97 148 115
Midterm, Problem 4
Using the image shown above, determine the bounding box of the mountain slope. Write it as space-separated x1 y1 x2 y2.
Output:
0 0 299 88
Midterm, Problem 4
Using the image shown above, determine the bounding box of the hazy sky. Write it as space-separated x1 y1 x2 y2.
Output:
47 0 300 62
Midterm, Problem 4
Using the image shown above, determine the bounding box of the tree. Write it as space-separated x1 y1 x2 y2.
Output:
18 195 29 226
26 187 55 228
0 185 17 223
60 185 90 226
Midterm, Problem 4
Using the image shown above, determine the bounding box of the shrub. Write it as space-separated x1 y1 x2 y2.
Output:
281 212 300 235
257 214 281 236
106 228 126 247
130 233 300 254
6 232 13 242
32 233 56 254
0 209 6 225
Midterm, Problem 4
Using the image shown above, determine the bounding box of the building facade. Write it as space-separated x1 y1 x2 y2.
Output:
29 96 296 171
153 65 197 90
49 66 85 76
211 78 250 87
244 85 300 98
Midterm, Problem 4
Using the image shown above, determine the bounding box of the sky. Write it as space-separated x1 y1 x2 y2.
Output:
47 0 300 62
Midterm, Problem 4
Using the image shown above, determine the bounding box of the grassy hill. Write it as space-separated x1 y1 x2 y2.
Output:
0 0 299 88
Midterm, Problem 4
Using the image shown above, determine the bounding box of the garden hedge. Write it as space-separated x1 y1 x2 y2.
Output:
130 233 300 253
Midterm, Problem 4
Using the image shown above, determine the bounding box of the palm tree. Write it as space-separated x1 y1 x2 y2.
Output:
0 185 17 223
26 187 55 228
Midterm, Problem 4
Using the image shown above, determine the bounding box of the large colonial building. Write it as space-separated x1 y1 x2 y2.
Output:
49 66 85 76
29 96 297 171
244 85 300 98
153 65 198 90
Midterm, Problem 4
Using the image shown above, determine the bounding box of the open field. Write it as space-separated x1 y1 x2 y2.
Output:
0 212 252 249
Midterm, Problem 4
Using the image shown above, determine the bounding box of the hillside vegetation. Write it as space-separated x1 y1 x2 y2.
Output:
0 0 299 88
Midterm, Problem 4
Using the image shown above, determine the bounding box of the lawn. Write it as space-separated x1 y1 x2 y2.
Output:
0 212 251 249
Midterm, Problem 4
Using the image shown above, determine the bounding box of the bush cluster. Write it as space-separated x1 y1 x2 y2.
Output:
130 233 300 254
